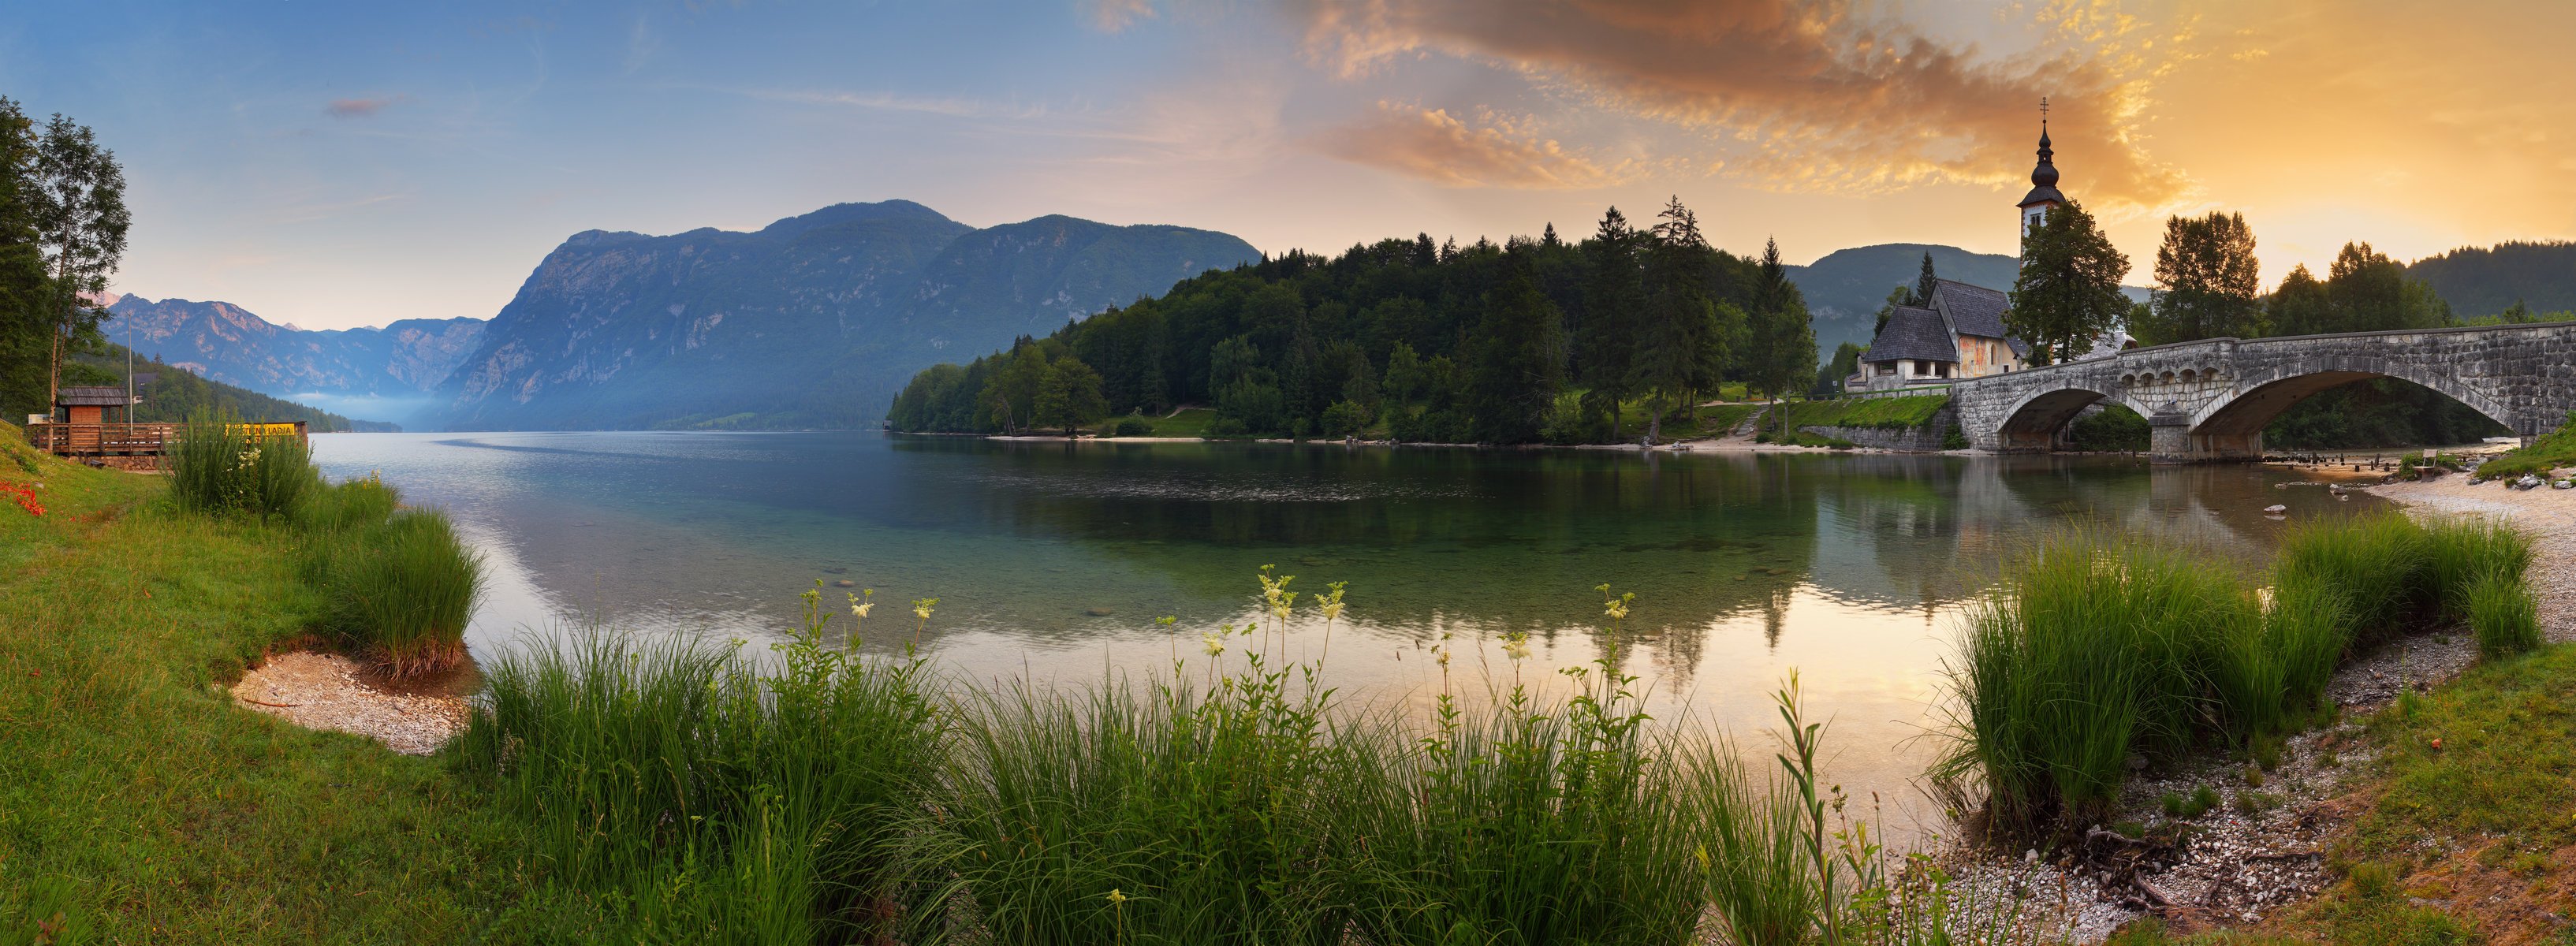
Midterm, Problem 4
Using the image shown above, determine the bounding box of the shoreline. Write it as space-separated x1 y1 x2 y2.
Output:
1952 467 2573 943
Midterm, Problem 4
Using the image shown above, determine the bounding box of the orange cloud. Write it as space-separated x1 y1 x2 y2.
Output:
1292 0 2186 207
1319 103 1638 188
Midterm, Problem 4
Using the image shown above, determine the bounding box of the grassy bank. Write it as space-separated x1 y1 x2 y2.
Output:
2473 409 2576 480
1937 512 2536 836
0 432 538 941
2109 642 2576 946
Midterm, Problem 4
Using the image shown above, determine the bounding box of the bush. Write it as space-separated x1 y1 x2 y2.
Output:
315 508 485 677
169 412 315 517
1105 415 1158 438
454 590 943 941
2467 575 2542 659
1318 399 1374 438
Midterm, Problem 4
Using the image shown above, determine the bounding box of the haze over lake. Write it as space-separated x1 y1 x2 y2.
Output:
315 430 2378 833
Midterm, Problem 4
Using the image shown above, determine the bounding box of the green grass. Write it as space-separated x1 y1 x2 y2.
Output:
2473 409 2576 480
0 445 540 943
1144 407 1225 438
1780 395 1952 431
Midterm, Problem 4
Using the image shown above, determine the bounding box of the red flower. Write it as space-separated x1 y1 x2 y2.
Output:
1 481 41 517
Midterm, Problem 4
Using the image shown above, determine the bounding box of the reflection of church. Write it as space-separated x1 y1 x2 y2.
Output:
1847 117 2064 393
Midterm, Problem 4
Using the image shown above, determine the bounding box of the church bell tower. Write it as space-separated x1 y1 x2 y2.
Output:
2017 98 2065 247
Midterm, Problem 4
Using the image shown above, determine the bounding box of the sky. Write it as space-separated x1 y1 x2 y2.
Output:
6 0 2572 331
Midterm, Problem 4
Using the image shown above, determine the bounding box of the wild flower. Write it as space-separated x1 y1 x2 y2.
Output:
1 481 41 517
1203 632 1227 657
1501 631 1532 662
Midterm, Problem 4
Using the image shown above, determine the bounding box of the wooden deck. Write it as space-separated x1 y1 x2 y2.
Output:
22 422 308 468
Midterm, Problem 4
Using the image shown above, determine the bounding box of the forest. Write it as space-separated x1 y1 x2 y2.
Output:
889 200 1817 445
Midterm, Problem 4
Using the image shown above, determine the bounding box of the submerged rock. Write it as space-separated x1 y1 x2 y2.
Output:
1086 605 1116 616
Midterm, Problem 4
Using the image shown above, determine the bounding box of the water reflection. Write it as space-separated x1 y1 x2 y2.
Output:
314 431 2380 840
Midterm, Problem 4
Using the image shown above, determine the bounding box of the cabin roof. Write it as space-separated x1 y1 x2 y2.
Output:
1929 279 2030 358
54 386 139 407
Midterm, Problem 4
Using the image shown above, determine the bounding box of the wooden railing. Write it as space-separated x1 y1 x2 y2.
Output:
21 421 308 459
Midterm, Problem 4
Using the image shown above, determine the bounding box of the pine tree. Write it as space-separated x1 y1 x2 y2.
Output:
1743 237 1816 431
1912 251 1939 305
1467 249 1564 443
1578 207 1646 439
1637 196 1718 442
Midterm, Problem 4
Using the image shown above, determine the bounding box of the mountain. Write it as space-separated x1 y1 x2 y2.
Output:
2406 241 2576 318
104 294 485 426
1787 243 2152 355
434 201 1261 430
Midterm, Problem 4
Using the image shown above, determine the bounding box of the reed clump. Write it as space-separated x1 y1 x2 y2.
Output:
454 585 944 943
312 508 484 676
456 575 2041 944
168 411 314 517
1940 512 2537 838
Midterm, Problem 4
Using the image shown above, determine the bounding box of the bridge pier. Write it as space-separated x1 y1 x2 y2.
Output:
2149 414 2262 464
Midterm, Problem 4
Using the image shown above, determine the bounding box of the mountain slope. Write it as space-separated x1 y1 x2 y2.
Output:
2406 241 2576 318
434 202 1261 430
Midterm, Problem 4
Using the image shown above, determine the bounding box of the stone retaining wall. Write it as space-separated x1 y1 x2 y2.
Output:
1800 404 1960 453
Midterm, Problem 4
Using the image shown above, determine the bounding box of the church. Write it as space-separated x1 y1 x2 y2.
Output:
1847 117 2064 393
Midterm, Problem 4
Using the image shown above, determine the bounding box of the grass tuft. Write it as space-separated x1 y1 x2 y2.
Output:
168 412 315 518
313 508 485 677
2466 574 2542 659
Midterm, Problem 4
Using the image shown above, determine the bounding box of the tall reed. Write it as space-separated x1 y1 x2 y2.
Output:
315 508 485 676
2467 575 2542 659
167 412 315 517
1348 594 1703 946
454 586 942 942
1933 533 2250 831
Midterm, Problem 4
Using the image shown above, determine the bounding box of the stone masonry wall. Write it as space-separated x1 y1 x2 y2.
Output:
1947 322 2576 461
1801 404 1960 453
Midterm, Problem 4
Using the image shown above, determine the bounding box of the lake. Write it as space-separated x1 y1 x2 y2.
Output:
313 430 2377 838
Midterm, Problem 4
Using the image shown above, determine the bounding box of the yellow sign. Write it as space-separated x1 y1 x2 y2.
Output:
233 423 306 440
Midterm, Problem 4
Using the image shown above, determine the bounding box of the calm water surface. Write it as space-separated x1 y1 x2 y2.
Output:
314 430 2379 837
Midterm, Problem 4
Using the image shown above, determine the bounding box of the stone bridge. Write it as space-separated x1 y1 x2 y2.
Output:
1950 322 2576 462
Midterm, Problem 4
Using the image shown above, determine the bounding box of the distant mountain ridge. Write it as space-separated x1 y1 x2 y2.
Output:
2405 241 2576 318
434 200 1262 430
104 295 486 427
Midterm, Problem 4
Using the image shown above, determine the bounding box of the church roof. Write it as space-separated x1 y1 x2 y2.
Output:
1861 305 1958 364
1929 279 2031 358
2017 184 2066 208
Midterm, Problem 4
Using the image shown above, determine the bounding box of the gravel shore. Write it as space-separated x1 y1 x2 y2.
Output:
230 651 472 755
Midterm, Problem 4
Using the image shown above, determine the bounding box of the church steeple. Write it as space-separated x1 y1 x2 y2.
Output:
2016 98 2067 240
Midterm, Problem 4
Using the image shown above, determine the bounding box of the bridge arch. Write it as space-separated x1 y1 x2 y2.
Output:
1993 384 2156 452
2189 360 2518 443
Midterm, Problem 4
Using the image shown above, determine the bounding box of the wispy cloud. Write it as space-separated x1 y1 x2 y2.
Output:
324 95 407 119
1087 0 1159 32
729 87 1055 121
1320 102 1637 188
1290 0 2186 207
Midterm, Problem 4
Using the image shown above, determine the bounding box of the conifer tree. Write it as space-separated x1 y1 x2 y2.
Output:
1578 207 1646 438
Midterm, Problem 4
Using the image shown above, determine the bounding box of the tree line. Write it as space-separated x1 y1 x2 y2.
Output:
889 199 1817 445
0 96 129 423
